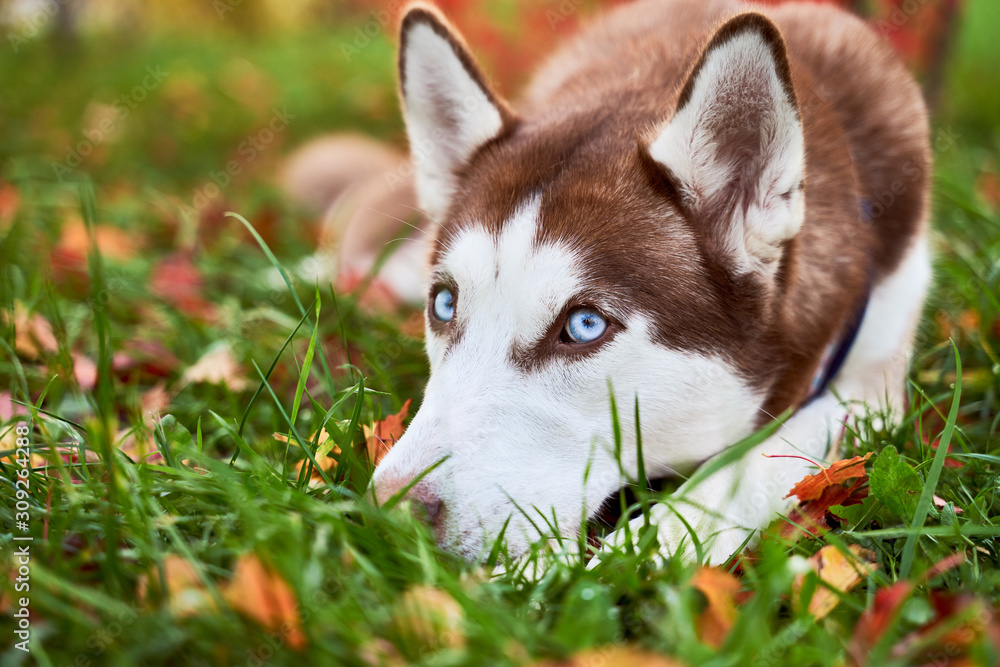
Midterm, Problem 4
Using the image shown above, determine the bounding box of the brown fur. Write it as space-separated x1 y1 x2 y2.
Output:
404 0 930 425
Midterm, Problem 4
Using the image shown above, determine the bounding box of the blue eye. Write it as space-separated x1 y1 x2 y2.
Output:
432 287 455 322
564 308 607 344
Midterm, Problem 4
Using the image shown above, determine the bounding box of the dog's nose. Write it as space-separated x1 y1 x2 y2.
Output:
373 475 445 528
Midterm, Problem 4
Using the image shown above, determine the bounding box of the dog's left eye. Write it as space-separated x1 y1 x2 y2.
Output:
432 287 455 322
563 308 608 344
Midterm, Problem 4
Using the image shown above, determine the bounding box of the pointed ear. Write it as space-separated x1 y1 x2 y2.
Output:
647 13 804 277
398 4 515 220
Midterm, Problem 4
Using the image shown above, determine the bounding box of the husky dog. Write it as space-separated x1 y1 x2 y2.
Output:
370 0 932 563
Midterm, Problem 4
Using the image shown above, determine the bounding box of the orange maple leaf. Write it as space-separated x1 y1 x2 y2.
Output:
363 399 412 467
778 453 872 540
225 554 306 650
691 566 741 649
784 453 873 502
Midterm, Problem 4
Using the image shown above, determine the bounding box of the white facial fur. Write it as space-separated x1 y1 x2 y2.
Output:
648 29 805 277
371 196 764 561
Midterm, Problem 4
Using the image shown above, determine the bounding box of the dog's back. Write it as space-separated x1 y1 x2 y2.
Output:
526 0 929 275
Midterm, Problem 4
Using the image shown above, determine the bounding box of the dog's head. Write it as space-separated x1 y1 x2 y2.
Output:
372 4 813 560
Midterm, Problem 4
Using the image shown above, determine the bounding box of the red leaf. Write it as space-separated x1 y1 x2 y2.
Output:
848 581 914 665
364 399 412 467
150 253 217 321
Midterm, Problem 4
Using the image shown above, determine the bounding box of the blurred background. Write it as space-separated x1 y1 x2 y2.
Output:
0 0 994 199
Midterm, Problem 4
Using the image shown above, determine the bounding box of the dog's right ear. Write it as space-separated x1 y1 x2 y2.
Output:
398 4 515 220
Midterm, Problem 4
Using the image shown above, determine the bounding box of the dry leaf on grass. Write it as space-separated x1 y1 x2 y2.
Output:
150 253 217 321
0 181 20 230
784 453 872 502
794 545 877 620
58 216 140 262
275 428 342 486
534 646 688 667
364 399 412 466
779 453 873 539
6 302 59 359
181 343 250 392
847 553 968 666
137 555 214 617
691 566 741 648
392 585 465 652
226 554 305 650
72 353 98 390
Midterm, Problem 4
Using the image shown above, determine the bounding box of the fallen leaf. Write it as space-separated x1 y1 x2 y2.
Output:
848 581 914 665
137 555 213 617
225 554 305 650
150 253 217 321
933 494 963 513
112 339 180 379
785 453 872 502
533 646 688 667
58 216 139 262
276 428 342 486
0 392 28 449
0 181 19 230
72 353 98 391
794 545 877 620
363 399 412 467
691 566 741 648
890 592 983 666
141 383 172 418
781 476 870 539
6 302 59 359
181 343 250 392
393 585 465 653
928 438 964 469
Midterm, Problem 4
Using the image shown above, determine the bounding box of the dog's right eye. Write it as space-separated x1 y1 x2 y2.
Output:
562 307 608 344
432 287 455 322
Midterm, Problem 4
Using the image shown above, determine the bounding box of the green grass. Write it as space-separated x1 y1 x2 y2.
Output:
2 3 1000 665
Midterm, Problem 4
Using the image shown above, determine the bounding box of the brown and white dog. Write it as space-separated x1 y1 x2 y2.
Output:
369 0 932 564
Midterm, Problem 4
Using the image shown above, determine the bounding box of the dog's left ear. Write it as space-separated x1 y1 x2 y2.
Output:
647 13 804 278
398 4 515 220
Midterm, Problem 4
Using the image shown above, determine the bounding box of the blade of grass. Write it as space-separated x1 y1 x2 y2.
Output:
290 289 321 426
227 211 339 398
900 343 964 578
251 360 335 488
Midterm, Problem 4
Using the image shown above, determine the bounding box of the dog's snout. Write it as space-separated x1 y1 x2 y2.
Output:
374 475 445 528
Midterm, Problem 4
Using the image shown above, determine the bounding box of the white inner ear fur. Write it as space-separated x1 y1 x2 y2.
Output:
401 21 504 219
648 29 805 276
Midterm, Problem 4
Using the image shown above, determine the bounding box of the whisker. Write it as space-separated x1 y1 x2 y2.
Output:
363 207 436 242
397 203 441 226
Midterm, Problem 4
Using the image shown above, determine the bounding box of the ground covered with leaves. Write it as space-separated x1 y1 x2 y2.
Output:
2 1 1000 665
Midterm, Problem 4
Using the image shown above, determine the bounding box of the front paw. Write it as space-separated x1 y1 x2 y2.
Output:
595 502 754 566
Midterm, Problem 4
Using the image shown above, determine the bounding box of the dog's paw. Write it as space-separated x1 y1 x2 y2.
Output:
593 503 755 567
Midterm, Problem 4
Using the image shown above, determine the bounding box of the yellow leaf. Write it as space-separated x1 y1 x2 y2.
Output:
795 544 877 619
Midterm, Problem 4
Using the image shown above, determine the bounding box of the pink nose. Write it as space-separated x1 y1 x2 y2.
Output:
373 476 445 530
